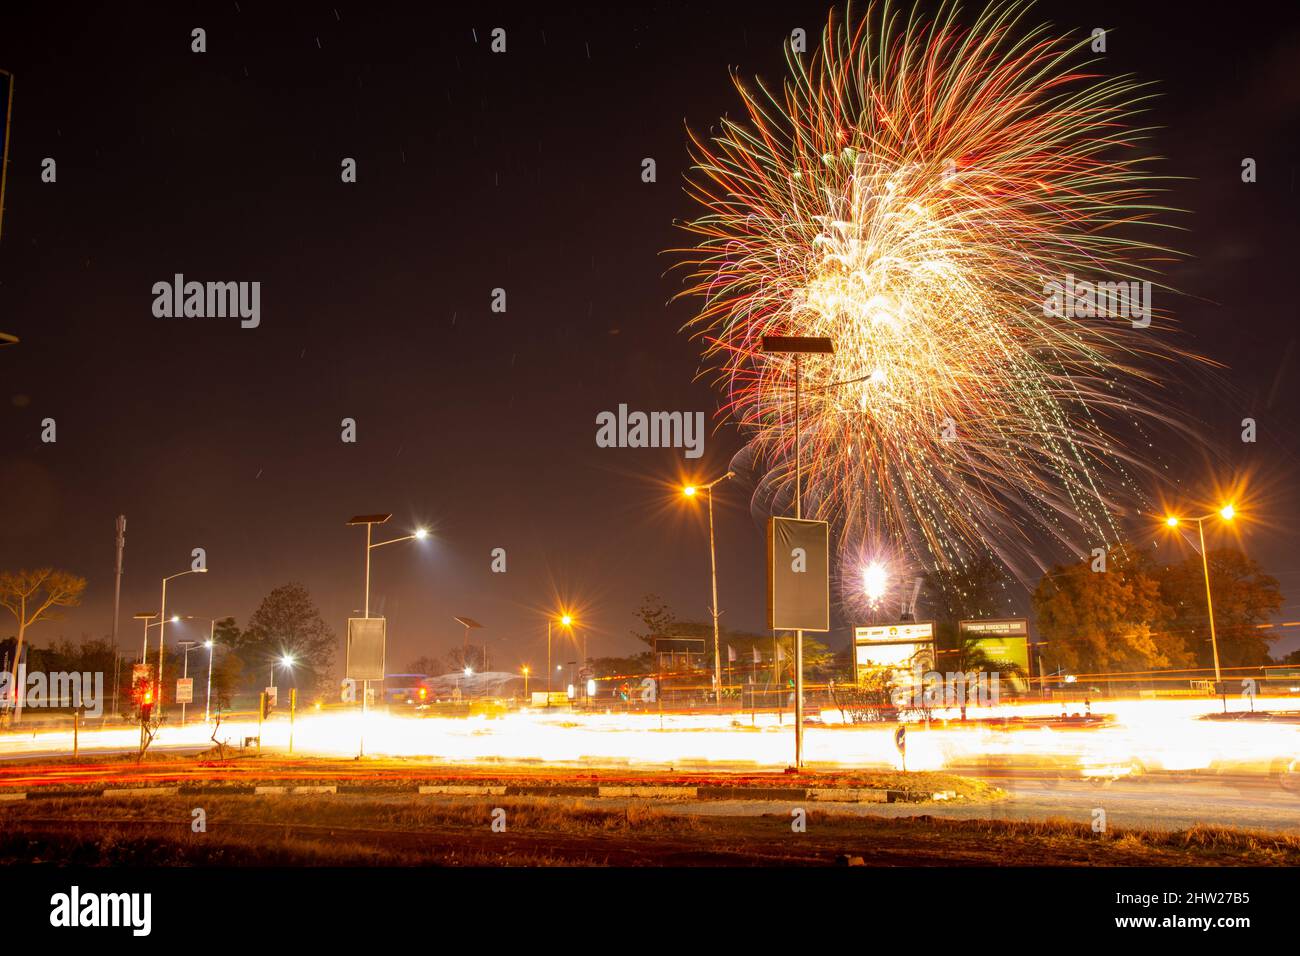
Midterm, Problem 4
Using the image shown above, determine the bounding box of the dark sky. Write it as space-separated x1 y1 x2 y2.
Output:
1 0 1298 671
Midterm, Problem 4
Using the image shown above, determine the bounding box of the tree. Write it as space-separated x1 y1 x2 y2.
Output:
1032 550 1188 674
237 583 335 696
0 568 87 722
630 594 677 648
1154 549 1282 669
406 654 446 676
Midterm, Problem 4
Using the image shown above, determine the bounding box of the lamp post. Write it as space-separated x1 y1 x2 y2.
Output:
547 614 573 706
133 613 158 665
204 637 215 724
157 567 208 717
760 335 834 769
522 666 530 701
346 515 428 745
1164 504 1237 685
176 641 198 725
683 472 734 706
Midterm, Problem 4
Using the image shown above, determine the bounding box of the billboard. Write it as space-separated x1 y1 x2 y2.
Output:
853 622 935 681
346 617 387 681
855 622 935 643
766 517 829 632
175 678 194 704
959 619 1029 673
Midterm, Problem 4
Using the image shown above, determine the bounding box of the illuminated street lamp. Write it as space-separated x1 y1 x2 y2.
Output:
547 614 574 706
272 654 296 692
521 665 530 700
1163 504 1238 684
157 567 208 716
346 514 429 732
204 638 215 724
176 641 198 725
682 472 734 705
345 515 431 621
175 615 222 723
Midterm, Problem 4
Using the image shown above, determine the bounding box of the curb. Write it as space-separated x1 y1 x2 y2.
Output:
0 782 932 804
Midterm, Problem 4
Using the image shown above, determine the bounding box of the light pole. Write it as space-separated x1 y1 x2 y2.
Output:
760 335 834 768
522 665 530 700
157 567 208 717
1164 504 1238 685
273 654 295 694
177 641 198 725
133 613 158 666
177 616 221 723
346 514 428 733
204 637 215 724
546 614 573 707
455 616 484 671
683 472 734 706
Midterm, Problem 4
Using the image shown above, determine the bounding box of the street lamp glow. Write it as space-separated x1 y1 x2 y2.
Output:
560 614 573 627
1219 504 1235 521
204 640 213 649
463 666 473 677
682 485 697 497
280 654 296 668
414 528 429 539
1165 515 1180 528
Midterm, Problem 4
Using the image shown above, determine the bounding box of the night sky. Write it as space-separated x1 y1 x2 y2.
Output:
1 0 1298 671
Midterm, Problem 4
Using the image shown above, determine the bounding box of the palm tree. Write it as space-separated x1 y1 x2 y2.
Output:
934 636 1026 720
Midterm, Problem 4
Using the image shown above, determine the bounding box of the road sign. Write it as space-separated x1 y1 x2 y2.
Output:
175 678 194 704
766 516 829 632
894 724 906 754
346 617 387 681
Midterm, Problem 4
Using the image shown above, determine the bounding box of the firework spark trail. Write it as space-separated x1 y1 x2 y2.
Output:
676 0 1201 581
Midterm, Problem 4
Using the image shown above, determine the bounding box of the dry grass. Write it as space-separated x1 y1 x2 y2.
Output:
2 792 1296 867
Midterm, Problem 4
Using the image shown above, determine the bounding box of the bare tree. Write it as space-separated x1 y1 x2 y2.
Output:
0 568 87 724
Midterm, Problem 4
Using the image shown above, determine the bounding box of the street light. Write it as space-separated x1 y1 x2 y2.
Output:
347 514 429 732
272 654 296 692
157 567 208 716
760 334 835 769
521 665 530 700
682 471 734 705
176 615 222 723
1163 504 1238 684
176 641 198 725
204 638 215 724
546 613 574 706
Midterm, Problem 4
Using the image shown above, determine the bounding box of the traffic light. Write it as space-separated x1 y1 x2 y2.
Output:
140 689 154 723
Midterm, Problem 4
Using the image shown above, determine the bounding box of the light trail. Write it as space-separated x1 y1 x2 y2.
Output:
1 697 1297 777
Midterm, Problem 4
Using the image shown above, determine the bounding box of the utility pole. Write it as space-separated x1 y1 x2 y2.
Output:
111 516 125 717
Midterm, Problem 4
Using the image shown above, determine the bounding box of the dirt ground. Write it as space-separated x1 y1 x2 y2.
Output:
3 792 1299 866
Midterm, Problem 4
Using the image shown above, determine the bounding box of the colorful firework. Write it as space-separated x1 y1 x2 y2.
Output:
677 0 1197 580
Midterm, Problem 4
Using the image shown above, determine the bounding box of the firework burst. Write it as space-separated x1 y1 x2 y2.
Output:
677 0 1196 580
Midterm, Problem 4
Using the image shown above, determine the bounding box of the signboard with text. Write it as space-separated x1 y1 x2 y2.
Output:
175 678 194 704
